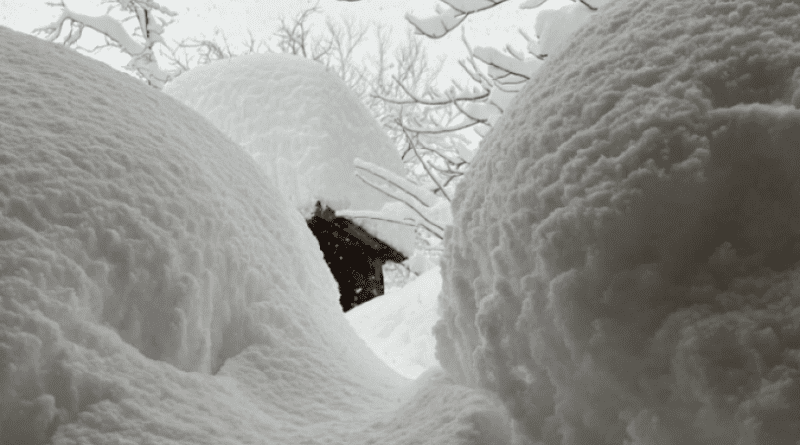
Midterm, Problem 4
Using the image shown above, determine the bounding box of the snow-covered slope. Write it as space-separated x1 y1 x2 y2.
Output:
163 53 415 256
437 0 800 444
0 27 511 445
346 267 442 379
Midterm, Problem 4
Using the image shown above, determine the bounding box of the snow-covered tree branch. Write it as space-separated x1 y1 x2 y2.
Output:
394 0 608 137
404 0 507 39
35 0 175 88
398 0 603 137
346 0 613 257
339 158 452 240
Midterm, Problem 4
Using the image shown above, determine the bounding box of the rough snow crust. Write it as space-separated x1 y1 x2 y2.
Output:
437 1 800 444
0 28 510 445
163 53 415 255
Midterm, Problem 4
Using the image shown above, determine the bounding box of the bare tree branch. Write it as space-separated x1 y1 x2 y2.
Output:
402 127 452 202
375 79 489 106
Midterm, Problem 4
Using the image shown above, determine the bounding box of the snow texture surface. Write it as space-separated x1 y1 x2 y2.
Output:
0 27 510 445
163 53 415 256
437 0 800 444
346 267 442 379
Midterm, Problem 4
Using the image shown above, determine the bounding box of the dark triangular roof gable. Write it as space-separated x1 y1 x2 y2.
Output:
307 202 406 263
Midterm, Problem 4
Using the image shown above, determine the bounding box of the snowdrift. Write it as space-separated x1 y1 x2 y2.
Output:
346 267 442 379
437 0 800 443
163 53 415 256
0 28 509 445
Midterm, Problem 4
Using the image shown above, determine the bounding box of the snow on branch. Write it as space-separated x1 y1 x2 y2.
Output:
398 0 608 141
441 0 508 14
333 209 418 228
405 8 465 40
354 158 439 207
35 0 175 88
38 7 143 52
453 97 499 123
472 46 539 80
375 78 489 106
458 54 494 89
399 117 483 134
404 133 451 203
349 158 450 239
520 0 597 10
519 0 549 7
352 171 446 239
575 0 598 11
405 0 509 39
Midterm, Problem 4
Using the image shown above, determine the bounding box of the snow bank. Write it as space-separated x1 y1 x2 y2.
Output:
437 0 800 443
0 27 511 445
346 267 442 379
163 53 415 256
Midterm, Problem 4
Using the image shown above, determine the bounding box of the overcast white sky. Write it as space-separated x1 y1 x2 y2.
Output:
0 0 563 41
0 0 570 85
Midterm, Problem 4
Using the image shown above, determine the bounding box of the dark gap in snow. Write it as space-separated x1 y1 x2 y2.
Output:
306 202 406 311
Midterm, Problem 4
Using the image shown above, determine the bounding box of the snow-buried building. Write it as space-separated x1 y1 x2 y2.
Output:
0 27 511 445
437 0 800 444
163 54 413 310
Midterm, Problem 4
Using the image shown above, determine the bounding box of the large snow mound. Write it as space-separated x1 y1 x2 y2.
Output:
0 28 511 445
163 53 415 255
437 1 800 444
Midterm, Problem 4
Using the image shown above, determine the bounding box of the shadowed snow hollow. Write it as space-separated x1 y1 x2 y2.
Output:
163 53 414 255
0 28 511 445
437 0 800 444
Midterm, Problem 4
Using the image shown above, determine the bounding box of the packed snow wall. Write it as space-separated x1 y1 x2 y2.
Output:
437 0 800 444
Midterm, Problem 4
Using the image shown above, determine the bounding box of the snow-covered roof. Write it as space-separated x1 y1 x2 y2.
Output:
163 53 415 255
163 56 382 198
437 0 800 443
0 27 510 444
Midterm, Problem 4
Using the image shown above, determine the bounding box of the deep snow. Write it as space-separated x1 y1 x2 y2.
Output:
6 0 800 443
346 267 442 380
436 0 800 443
163 53 416 256
0 27 511 445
